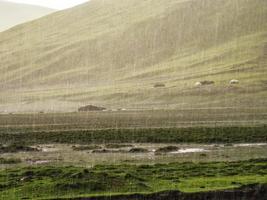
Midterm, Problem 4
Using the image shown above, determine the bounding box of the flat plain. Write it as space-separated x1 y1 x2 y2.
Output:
0 110 267 199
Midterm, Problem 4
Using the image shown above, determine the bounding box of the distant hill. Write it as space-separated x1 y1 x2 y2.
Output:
0 0 266 112
0 1 54 32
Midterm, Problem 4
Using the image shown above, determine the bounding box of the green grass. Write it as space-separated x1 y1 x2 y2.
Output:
0 159 266 199
179 175 267 192
1 126 267 145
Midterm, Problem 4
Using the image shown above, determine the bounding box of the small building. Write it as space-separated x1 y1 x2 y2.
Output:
78 105 106 112
153 83 166 88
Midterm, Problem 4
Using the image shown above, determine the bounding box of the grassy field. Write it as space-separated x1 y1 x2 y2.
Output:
1 108 267 131
0 116 266 199
1 114 267 199
0 111 267 199
1 126 267 145
0 159 267 199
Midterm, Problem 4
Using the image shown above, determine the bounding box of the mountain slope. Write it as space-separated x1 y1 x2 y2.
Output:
0 0 266 112
0 1 55 32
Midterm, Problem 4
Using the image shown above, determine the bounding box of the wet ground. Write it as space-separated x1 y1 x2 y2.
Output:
1 143 267 168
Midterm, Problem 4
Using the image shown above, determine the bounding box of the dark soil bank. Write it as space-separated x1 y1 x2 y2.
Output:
58 184 267 200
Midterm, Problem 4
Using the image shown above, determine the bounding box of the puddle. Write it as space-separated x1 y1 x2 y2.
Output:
34 160 50 164
39 145 58 152
26 159 51 164
233 143 267 147
42 148 54 152
170 148 208 154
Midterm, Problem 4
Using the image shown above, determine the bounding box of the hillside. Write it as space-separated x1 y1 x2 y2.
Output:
0 1 55 32
0 0 266 112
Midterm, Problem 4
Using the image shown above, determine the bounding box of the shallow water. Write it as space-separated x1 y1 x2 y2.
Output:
170 148 208 154
233 143 267 147
2 143 267 168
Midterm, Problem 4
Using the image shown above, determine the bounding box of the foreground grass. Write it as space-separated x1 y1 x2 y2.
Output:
0 159 267 199
1 126 267 145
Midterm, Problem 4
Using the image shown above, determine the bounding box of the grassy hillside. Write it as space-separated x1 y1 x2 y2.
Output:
0 1 54 32
0 0 266 112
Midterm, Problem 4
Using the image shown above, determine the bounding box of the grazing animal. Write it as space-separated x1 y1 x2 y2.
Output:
195 80 215 86
195 82 202 86
229 79 239 84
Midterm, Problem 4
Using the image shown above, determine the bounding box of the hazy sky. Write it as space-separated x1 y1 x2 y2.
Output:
6 0 90 9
